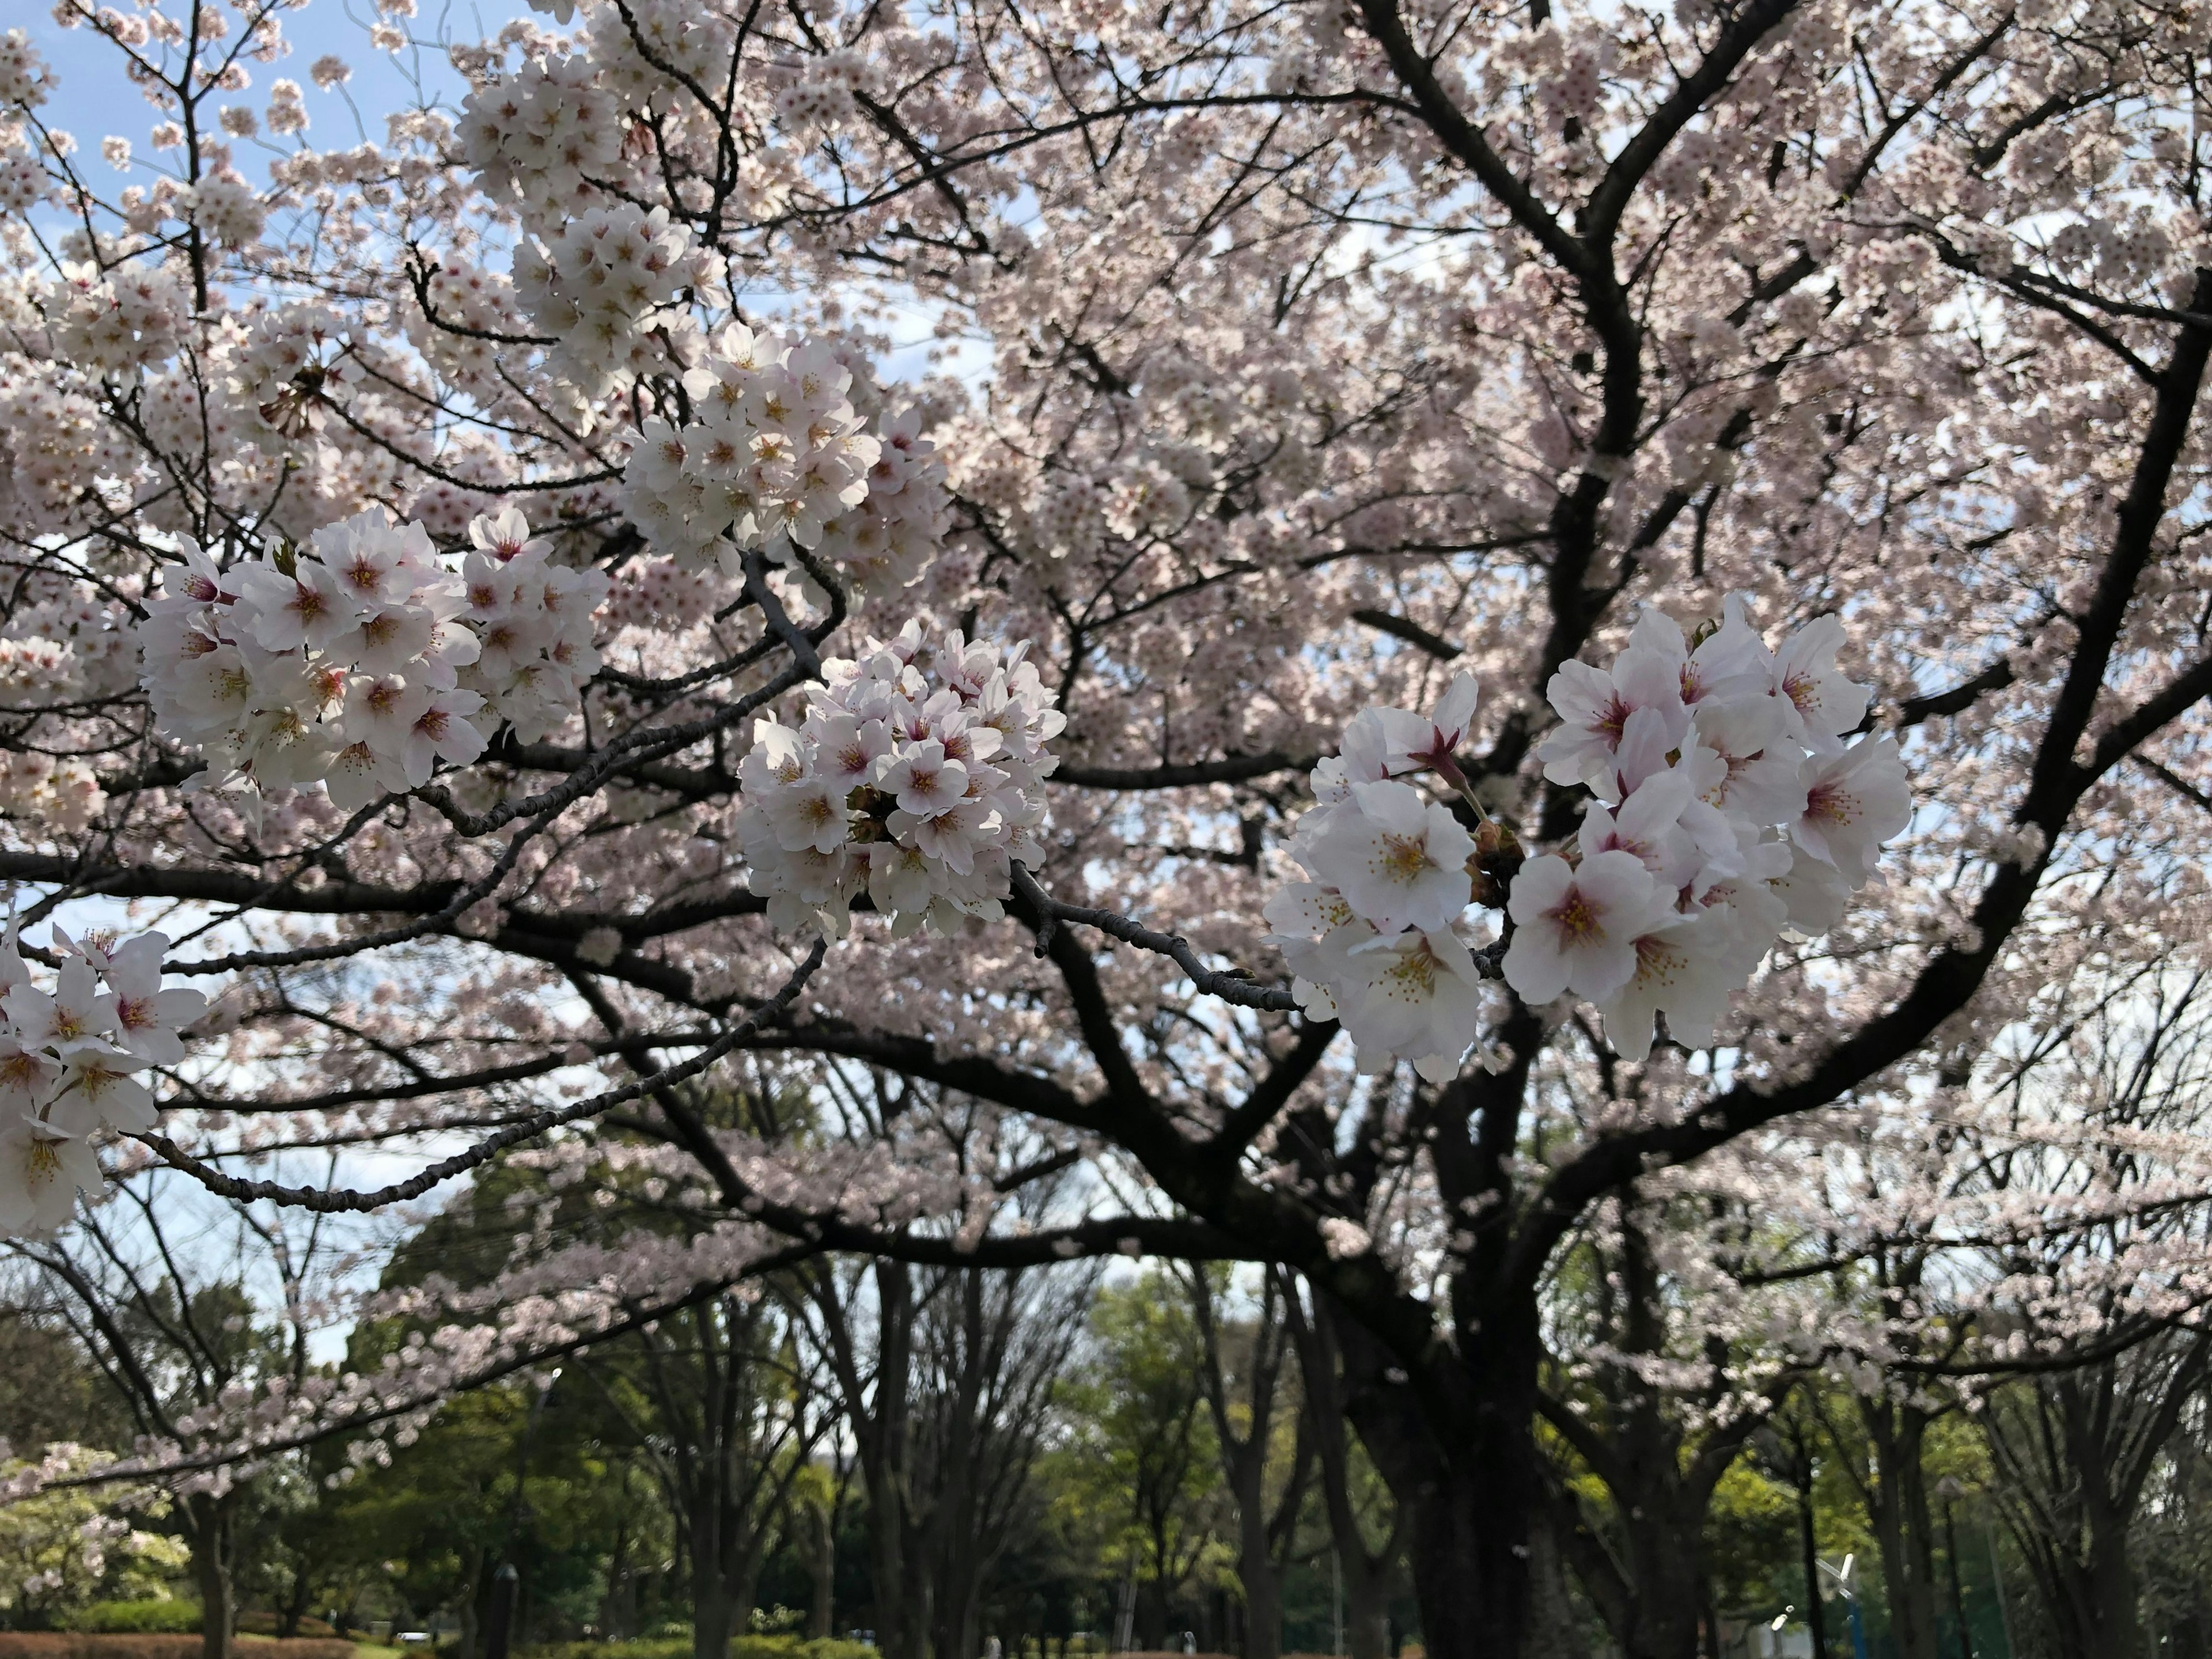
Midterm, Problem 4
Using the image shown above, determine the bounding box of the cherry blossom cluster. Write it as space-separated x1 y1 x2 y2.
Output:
512 204 703 394
453 509 611 744
0 580 138 703
137 507 606 801
224 301 360 449
48 260 188 376
811 405 952 600
459 48 624 215
0 928 206 1236
0 363 125 535
0 30 50 108
404 256 529 400
0 751 103 831
623 324 942 593
737 623 1066 937
0 122 47 217
1266 601 1912 1076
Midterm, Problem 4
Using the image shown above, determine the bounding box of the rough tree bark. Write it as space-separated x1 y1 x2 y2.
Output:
185 1490 237 1659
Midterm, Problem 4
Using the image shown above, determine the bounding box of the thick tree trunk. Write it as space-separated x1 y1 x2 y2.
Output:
1328 1296 1541 1659
1343 1552 1389 1659
1863 1407 1942 1659
277 1559 315 1639
809 1501 836 1640
1525 1516 1592 1659
1137 1570 1169 1653
835 1263 929 1659
694 1580 737 1659
1799 1472 1830 1659
691 1510 739 1659
929 1286 987 1659
1192 1274 1296 1659
1283 1279 1397 1659
187 1493 235 1659
1402 1459 1534 1659
2082 1509 2143 1659
933 1536 981 1659
1546 1469 1707 1659
1232 1482 1282 1659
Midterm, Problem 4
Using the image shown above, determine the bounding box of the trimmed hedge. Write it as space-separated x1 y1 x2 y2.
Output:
59 1607 201 1637
524 1639 876 1659
0 1639 357 1659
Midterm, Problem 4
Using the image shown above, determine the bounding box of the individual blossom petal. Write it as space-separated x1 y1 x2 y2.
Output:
323 740 409 811
232 558 359 655
1537 646 1689 787
1337 927 1491 1083
1502 850 1671 1005
809 712 894 791
1577 770 1694 885
1340 672 1480 784
3 959 113 1052
1306 779 1475 935
55 1041 157 1132
0 1040 61 1116
106 969 204 1067
1692 599 1774 699
879 740 968 819
738 716 811 791
1771 842 1854 936
1595 903 1743 1061
0 1114 102 1237
1791 733 1910 885
1690 695 1806 823
1771 613 1872 753
316 508 437 605
866 841 940 917
347 601 438 676
469 507 550 563
765 775 854 855
903 798 1001 874
400 687 488 786
1262 882 1384 1021
342 673 430 758
147 537 241 612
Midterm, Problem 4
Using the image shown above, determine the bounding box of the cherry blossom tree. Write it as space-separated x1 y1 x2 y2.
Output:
7 1175 347 1659
2 0 2211 1653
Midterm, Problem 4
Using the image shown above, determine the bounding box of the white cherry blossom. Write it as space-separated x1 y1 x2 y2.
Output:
1303 780 1476 935
1791 734 1913 885
1502 850 1675 1005
1337 929 1493 1083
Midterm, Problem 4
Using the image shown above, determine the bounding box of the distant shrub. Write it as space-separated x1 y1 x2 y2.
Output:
0 1638 357 1659
522 1637 876 1659
58 1605 200 1636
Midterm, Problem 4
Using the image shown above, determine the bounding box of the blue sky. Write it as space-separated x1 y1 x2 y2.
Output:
29 0 537 192
26 0 980 384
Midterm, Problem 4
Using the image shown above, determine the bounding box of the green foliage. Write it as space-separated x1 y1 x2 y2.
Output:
520 1637 876 1659
0 1313 128 1454
315 1377 658 1640
55 1606 199 1637
1050 1274 1226 1579
0 1639 357 1659
0 1455 191 1628
1702 1461 1797 1616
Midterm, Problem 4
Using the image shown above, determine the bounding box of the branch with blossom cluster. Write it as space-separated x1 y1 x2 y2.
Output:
0 929 203 1232
5 0 2212 1641
1266 603 1910 1078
